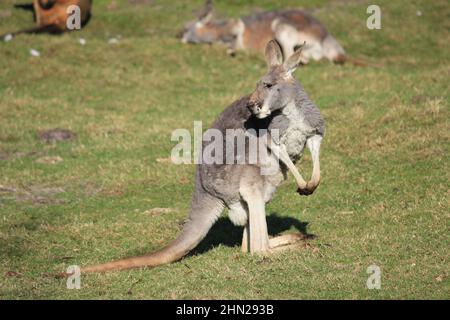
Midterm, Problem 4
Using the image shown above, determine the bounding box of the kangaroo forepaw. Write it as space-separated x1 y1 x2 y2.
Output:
297 186 314 196
297 181 319 196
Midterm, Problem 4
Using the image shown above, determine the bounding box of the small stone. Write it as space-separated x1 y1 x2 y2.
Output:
108 38 119 44
4 34 13 42
30 49 40 57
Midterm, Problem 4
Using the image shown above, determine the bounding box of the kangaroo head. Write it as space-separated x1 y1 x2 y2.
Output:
181 0 216 44
181 0 236 44
249 40 305 119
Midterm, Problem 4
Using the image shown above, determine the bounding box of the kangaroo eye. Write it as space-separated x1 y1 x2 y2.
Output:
263 82 273 89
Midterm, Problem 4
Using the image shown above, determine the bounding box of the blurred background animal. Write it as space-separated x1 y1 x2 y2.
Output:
181 0 347 64
2 0 92 38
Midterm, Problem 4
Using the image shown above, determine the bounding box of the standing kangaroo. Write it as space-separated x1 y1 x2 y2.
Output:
1 0 92 38
81 40 324 273
181 0 346 64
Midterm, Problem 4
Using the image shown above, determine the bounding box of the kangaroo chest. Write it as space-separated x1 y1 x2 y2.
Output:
278 102 313 161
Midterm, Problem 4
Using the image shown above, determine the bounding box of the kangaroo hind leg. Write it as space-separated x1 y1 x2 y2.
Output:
239 179 270 253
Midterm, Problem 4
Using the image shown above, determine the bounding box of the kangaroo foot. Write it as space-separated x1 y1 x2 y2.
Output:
268 233 316 253
269 242 305 253
269 233 308 249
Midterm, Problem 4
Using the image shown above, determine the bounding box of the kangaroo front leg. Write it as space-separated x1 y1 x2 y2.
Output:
240 186 270 253
268 142 308 190
301 135 322 195
268 139 320 196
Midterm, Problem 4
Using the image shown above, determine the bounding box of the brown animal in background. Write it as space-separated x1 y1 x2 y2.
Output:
2 0 92 38
181 0 370 66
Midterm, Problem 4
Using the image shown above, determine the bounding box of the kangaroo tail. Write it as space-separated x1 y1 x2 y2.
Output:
321 34 382 68
80 191 224 273
341 55 383 68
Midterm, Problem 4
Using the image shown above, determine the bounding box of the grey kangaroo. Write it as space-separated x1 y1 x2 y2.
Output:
81 40 324 273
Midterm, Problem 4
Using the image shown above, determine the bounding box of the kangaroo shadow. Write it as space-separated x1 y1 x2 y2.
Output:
190 212 315 256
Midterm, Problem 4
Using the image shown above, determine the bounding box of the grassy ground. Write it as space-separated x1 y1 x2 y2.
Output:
0 0 448 299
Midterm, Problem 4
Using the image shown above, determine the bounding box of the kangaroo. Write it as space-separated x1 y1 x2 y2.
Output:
1 0 92 38
181 0 347 65
80 40 324 273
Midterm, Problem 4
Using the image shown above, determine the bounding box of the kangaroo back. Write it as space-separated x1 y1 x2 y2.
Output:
33 0 92 32
240 10 327 54
239 11 278 53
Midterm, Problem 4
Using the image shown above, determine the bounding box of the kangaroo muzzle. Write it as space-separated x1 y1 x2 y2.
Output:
248 99 271 119
255 103 271 119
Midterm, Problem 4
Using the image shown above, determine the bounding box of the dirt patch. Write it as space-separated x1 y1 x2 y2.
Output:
0 10 11 18
128 0 153 6
0 150 40 161
179 177 190 184
38 128 76 143
0 184 66 205
411 95 441 104
35 156 63 164
143 208 173 216
0 185 17 193
4 271 22 278
107 1 118 11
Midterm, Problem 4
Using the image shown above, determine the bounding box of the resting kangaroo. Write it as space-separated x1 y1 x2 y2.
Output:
181 0 347 64
1 0 92 38
81 40 324 273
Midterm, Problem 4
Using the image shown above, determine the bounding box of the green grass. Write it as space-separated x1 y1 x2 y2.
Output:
0 0 448 299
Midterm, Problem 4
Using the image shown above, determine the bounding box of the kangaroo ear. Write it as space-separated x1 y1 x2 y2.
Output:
283 42 305 75
198 0 214 23
265 40 283 68
38 0 57 10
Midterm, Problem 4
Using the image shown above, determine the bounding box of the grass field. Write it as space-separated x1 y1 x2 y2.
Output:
0 0 448 299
